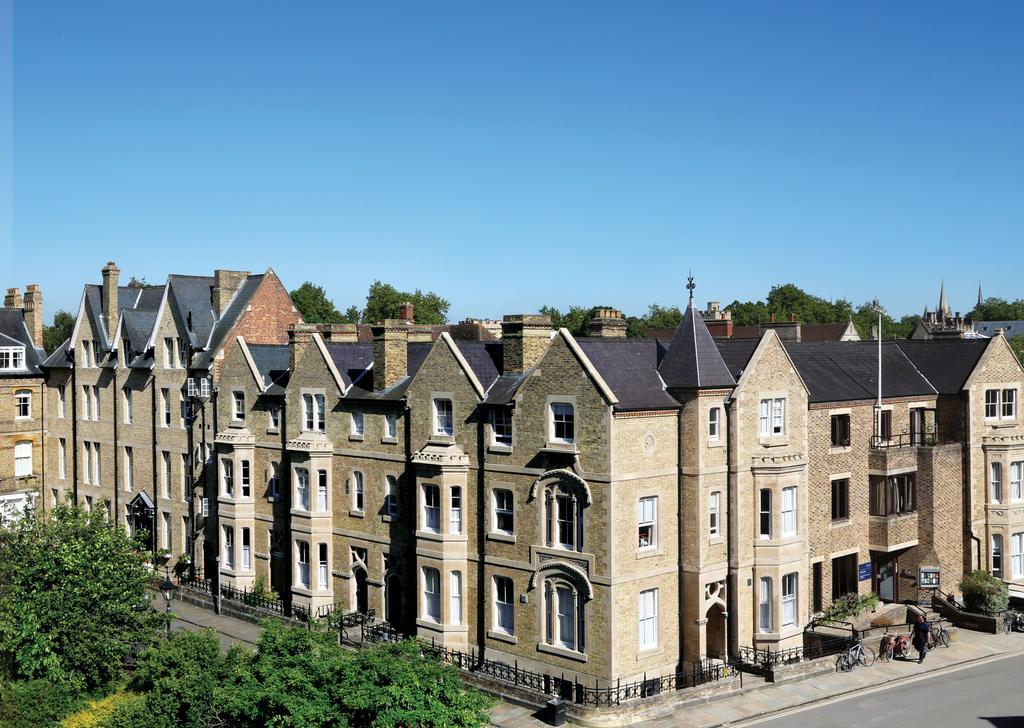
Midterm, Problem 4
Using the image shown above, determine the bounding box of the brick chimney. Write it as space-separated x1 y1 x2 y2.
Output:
213 269 250 319
587 308 628 338
288 323 318 371
502 314 552 374
4 287 21 309
23 284 43 349
372 321 409 391
101 261 120 336
705 319 733 338
399 302 414 323
318 323 359 343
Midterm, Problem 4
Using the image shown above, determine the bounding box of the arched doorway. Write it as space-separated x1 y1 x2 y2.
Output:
384 572 402 626
706 603 727 660
353 566 369 614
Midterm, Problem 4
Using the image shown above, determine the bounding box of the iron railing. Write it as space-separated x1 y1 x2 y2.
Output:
738 636 854 670
870 431 937 449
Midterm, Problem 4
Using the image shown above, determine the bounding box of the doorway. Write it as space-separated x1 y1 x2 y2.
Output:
812 562 823 613
705 604 727 659
384 573 402 626
353 566 369 614
874 556 897 602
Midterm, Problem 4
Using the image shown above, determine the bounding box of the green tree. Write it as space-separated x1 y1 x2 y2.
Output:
959 570 1009 615
43 309 75 354
362 281 450 325
0 504 160 691
970 297 1024 321
290 282 345 324
1008 336 1024 364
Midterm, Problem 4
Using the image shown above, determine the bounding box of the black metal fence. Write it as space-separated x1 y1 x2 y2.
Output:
738 636 853 670
869 431 938 449
363 624 735 706
177 570 308 621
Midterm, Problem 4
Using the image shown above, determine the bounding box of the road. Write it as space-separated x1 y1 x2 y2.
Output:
753 653 1024 728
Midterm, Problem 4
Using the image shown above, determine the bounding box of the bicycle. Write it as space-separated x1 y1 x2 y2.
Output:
836 639 875 671
1003 610 1024 634
928 622 950 649
878 632 911 662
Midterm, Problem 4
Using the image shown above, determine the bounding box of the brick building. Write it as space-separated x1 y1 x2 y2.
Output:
0 285 47 517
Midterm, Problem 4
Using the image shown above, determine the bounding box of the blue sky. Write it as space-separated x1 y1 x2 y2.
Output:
4 1 1022 322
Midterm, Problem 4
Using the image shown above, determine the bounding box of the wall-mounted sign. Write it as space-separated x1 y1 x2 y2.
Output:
919 567 940 588
858 562 873 582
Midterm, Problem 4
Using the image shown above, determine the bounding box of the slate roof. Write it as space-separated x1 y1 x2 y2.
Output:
713 339 760 380
334 342 434 401
452 340 502 391
248 344 291 391
188 275 265 370
483 373 527 406
576 338 678 411
783 342 935 404
658 301 736 389
894 340 989 395
0 308 46 377
974 321 1024 339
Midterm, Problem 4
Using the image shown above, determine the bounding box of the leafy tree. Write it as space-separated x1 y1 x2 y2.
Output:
0 679 86 728
1009 336 1024 364
43 309 75 354
126 277 149 289
290 282 345 324
362 281 450 325
970 297 1024 322
538 305 601 337
0 504 160 691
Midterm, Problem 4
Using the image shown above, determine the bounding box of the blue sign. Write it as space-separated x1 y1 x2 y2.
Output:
858 562 873 582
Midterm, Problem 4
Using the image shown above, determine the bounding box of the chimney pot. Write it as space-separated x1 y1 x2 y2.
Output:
22 284 43 349
399 302 414 323
587 308 627 337
4 287 21 309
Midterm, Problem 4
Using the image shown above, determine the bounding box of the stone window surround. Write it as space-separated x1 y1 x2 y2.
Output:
753 477 803 544
430 391 455 438
709 489 723 543
754 565 805 641
230 390 245 423
14 389 31 420
545 394 578 450
299 387 327 433
757 390 788 444
827 407 852 453
488 572 518 644
706 399 724 447
537 575 589 663
829 472 853 526
349 410 364 441
983 384 1019 422
636 490 661 557
488 405 514 453
487 484 516 543
382 412 398 444
349 469 366 517
416 559 469 634
415 479 468 541
383 472 401 521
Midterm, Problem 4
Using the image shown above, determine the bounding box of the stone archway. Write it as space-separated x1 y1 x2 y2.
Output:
706 603 727 659
352 565 369 614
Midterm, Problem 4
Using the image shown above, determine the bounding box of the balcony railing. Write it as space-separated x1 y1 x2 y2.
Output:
870 431 937 449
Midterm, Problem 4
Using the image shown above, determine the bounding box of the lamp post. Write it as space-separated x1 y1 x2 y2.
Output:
873 297 883 442
160 571 177 638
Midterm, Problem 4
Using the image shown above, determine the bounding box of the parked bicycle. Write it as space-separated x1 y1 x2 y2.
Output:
1003 610 1024 634
928 622 950 650
836 639 875 672
878 632 911 661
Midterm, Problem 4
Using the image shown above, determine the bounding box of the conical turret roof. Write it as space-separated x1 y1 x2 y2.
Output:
658 297 736 389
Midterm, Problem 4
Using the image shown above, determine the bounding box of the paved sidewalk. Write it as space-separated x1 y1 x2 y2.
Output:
157 592 262 650
490 630 1024 727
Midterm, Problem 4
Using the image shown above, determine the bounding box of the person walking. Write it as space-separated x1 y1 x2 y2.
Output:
911 614 931 664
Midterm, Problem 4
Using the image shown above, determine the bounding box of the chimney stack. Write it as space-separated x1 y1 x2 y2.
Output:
101 261 121 336
372 321 409 391
318 323 359 343
288 323 319 372
705 319 734 338
4 287 21 309
213 269 250 319
502 314 552 374
587 308 628 338
23 285 43 349
399 302 414 323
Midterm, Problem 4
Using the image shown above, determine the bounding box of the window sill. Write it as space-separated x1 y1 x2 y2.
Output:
758 437 788 448
429 434 455 445
537 642 587 663
416 529 467 543
382 514 397 523
636 646 663 661
488 443 513 455
709 536 724 545
707 439 725 449
349 509 365 519
266 428 280 435
488 629 518 645
830 518 851 529
487 531 516 544
828 445 852 455
349 434 364 442
541 442 578 455
636 547 663 559
381 436 398 445
416 618 467 634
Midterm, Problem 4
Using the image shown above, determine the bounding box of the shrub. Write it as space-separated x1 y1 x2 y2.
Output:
62 690 139 728
820 592 880 623
0 679 85 728
960 570 1009 615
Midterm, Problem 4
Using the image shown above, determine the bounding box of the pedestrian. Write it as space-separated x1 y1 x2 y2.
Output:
911 614 931 664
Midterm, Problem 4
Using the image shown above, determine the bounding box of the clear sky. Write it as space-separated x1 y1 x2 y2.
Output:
4 1 1022 322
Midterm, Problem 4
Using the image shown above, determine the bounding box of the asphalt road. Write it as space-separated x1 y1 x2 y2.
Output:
754 654 1024 728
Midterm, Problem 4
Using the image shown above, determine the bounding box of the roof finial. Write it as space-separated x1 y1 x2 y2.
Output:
686 271 695 302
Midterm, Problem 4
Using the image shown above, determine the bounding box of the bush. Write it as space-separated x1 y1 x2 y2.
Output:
62 691 139 728
820 592 880 623
0 679 85 728
960 570 1009 615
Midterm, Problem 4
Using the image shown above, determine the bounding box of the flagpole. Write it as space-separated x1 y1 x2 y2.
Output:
874 298 882 440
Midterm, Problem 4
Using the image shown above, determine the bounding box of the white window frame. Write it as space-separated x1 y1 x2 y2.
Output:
759 489 772 539
1012 532 1024 579
92 442 101 485
708 406 720 441
494 575 515 634
1003 389 1018 420
494 489 514 535
782 573 798 627
492 407 512 446
124 446 133 491
164 337 174 369
161 451 171 498
758 576 773 633
58 438 67 480
638 496 656 550
433 398 453 436
422 566 441 623
232 391 245 422
161 388 171 427
351 410 364 437
781 486 797 537
122 386 132 424
222 458 234 497
384 413 397 439
450 571 462 625
992 462 1003 504
223 525 235 569
14 440 32 478
638 588 658 650
450 486 462 535
1012 462 1024 502
709 491 720 537
295 468 310 511
58 384 66 418
550 402 575 444
241 528 251 570
318 542 329 592
986 389 1000 419
14 389 31 420
296 541 310 588
352 470 364 512
0 346 25 371
317 470 328 512
385 475 400 516
993 534 1004 578
423 483 440 533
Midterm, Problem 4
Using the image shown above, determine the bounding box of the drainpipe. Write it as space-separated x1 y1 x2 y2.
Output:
725 393 737 659
476 408 487 665
151 372 158 560
68 348 79 506
113 367 119 525
39 378 46 511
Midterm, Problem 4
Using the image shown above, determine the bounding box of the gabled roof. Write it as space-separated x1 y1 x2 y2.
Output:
894 340 989 395
575 338 678 411
784 341 935 404
333 342 434 401
451 340 502 393
713 338 760 380
189 274 265 370
658 300 736 389
0 309 45 377
247 344 291 392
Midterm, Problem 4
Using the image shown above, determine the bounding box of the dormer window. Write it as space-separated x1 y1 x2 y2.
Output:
0 346 25 371
550 403 575 444
433 398 453 436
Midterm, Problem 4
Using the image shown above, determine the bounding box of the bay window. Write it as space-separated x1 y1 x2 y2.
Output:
782 573 798 627
759 577 773 633
450 487 462 535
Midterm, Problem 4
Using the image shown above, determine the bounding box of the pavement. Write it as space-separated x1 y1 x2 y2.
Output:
490 630 1024 727
158 596 1024 728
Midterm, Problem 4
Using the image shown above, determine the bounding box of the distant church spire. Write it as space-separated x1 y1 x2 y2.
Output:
938 279 951 317
978 282 984 308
